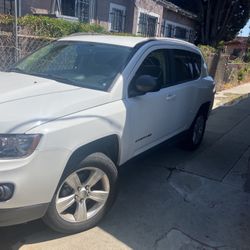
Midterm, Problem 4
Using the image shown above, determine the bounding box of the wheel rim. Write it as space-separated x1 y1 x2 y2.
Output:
56 167 110 223
192 115 205 145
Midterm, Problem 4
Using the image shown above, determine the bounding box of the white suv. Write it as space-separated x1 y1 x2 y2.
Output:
0 35 215 233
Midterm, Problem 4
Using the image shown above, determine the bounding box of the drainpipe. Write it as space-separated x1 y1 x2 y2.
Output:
50 0 56 14
18 0 21 17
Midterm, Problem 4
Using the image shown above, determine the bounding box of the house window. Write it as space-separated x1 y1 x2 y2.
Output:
109 3 126 33
77 0 90 22
138 12 158 37
161 21 173 38
57 0 93 22
161 20 195 42
175 26 187 40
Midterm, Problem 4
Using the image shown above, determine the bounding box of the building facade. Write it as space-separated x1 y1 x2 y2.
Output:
225 37 250 60
0 0 198 42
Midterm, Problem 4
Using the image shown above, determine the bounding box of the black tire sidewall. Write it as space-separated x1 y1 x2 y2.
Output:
184 112 206 150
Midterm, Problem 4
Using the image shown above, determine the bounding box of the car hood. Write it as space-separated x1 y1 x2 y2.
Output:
0 72 112 133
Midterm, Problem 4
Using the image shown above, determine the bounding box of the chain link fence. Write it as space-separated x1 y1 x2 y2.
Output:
0 31 15 71
0 27 54 71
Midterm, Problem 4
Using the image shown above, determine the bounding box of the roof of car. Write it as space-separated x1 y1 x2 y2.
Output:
59 34 198 50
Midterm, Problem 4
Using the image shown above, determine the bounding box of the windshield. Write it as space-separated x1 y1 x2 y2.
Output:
11 41 132 91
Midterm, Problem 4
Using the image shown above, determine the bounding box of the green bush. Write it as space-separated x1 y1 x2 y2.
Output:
237 69 245 81
0 14 105 38
19 15 106 38
198 45 217 61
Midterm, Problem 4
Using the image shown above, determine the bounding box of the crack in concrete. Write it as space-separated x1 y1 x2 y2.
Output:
153 227 227 250
165 166 177 181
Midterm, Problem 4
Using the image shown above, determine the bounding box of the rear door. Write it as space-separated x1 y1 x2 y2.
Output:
166 49 204 131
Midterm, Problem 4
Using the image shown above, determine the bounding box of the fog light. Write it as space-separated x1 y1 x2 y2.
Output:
0 183 14 201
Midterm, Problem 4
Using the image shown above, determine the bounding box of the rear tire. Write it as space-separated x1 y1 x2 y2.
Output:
43 153 118 234
182 111 207 151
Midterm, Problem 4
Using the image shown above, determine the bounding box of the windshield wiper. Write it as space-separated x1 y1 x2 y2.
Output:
31 73 82 87
8 67 26 74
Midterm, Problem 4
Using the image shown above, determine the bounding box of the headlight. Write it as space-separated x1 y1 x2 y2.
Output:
0 134 42 159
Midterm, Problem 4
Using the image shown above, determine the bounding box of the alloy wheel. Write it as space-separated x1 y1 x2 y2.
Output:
55 167 110 223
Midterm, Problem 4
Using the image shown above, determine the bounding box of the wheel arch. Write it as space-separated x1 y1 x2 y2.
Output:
65 135 120 173
198 101 212 120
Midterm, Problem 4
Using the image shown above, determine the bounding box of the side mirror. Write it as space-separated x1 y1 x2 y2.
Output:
134 75 159 94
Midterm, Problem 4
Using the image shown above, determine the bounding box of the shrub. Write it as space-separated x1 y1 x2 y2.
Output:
0 14 14 25
237 69 245 82
0 14 105 38
198 45 217 59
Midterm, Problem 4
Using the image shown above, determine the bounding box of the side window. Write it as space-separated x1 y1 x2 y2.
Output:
129 49 171 97
172 49 201 84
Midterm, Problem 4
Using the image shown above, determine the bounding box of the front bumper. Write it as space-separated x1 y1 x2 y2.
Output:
0 148 71 209
0 203 49 226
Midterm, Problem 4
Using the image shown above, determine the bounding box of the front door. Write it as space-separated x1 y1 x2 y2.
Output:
125 49 180 157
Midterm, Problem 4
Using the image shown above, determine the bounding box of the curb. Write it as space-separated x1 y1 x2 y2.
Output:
213 92 250 109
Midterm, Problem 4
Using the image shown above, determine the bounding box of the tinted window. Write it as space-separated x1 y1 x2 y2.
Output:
172 49 201 84
129 49 171 96
140 50 171 86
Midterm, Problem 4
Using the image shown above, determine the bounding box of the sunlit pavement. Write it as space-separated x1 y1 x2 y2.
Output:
1 85 250 250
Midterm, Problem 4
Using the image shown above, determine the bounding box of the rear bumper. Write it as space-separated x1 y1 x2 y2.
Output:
0 203 49 227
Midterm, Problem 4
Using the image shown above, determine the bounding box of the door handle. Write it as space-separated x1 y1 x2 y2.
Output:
166 94 176 101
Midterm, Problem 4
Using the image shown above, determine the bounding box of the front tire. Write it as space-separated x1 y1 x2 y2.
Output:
43 153 118 234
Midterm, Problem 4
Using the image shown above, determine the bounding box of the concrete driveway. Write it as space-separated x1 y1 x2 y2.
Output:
1 89 250 250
